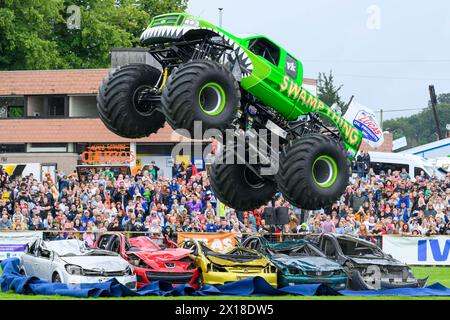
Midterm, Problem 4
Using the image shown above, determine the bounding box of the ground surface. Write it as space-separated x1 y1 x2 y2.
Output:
0 266 448 300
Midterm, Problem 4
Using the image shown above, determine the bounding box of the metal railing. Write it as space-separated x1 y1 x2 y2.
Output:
0 229 391 247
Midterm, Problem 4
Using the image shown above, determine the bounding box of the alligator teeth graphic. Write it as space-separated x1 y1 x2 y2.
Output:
140 26 253 78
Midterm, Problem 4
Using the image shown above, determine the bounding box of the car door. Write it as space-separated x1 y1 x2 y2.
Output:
33 242 54 281
245 37 295 116
242 237 255 249
96 234 112 250
106 234 121 254
21 240 39 276
322 237 338 261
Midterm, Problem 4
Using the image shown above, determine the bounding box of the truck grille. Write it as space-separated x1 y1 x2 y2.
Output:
151 15 184 27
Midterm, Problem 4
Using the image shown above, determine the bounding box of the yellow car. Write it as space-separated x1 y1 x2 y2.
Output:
181 240 277 287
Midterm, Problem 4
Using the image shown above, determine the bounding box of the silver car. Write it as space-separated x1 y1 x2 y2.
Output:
20 239 136 290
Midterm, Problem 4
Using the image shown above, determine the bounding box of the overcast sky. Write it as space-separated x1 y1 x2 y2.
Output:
187 0 450 120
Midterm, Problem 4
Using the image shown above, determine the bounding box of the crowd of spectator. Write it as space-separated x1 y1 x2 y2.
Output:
1 153 450 244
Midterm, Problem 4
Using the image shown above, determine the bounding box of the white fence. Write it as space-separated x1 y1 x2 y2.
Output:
0 232 42 260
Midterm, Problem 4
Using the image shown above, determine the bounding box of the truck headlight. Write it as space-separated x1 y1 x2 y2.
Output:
183 18 199 27
65 264 83 275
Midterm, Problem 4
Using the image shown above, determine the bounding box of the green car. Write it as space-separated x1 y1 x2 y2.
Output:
97 12 362 211
242 236 348 290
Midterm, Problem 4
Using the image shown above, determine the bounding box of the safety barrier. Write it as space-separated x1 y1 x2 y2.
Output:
1 230 448 265
0 229 417 245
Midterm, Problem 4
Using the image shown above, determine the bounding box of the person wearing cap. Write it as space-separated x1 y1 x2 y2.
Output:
397 190 410 209
81 210 94 225
114 185 132 208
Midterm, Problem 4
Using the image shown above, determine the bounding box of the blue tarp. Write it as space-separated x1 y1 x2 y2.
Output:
1 258 449 298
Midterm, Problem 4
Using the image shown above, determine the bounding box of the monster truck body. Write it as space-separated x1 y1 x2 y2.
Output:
97 12 363 211
139 13 362 156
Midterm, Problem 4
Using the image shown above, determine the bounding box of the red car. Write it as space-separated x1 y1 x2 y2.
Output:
94 233 200 289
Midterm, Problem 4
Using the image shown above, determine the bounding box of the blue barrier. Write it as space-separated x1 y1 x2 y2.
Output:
1 258 449 297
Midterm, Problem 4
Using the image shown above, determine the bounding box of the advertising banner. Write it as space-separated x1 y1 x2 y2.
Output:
343 101 384 148
383 235 450 265
177 232 236 252
0 232 42 260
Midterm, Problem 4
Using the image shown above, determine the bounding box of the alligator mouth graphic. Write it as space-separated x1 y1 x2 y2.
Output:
140 26 253 77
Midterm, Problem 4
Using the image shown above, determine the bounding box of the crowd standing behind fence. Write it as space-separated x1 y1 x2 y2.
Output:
0 156 450 245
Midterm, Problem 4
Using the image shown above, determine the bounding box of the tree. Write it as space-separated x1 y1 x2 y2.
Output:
0 0 188 70
438 93 450 104
383 99 450 150
317 70 348 115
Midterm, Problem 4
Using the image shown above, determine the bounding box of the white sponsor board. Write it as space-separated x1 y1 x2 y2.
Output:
383 236 450 265
0 232 43 260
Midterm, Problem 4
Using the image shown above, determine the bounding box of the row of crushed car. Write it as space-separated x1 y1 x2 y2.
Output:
19 233 428 291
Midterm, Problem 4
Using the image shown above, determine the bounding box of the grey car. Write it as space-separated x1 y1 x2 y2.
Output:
306 233 429 290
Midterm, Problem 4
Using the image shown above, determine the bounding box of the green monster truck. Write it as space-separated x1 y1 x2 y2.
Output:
97 13 363 211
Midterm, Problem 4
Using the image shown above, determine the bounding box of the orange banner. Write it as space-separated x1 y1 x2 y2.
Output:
177 232 236 252
81 144 135 164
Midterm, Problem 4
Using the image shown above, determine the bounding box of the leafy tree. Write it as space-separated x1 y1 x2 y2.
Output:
0 0 188 70
317 70 348 115
383 101 450 151
438 93 450 104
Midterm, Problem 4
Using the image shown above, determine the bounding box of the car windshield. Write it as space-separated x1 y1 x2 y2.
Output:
149 237 168 249
128 237 163 251
337 238 384 257
268 243 325 257
201 242 261 261
45 240 117 257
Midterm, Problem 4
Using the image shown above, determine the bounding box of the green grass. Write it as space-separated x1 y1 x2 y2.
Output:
0 266 448 300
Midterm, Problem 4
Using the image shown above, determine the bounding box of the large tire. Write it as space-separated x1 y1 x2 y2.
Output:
275 134 350 210
207 144 277 211
161 60 240 138
97 63 166 138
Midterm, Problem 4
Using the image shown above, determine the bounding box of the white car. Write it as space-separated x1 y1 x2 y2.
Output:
20 239 136 289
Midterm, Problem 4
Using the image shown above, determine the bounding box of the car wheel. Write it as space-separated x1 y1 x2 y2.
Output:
349 270 374 290
52 273 62 283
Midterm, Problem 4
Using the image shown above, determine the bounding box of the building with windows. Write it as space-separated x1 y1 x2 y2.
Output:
0 49 318 181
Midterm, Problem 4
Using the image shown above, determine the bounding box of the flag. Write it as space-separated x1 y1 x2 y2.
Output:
343 101 384 148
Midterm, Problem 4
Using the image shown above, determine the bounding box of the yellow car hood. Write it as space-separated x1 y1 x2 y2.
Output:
206 255 270 267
